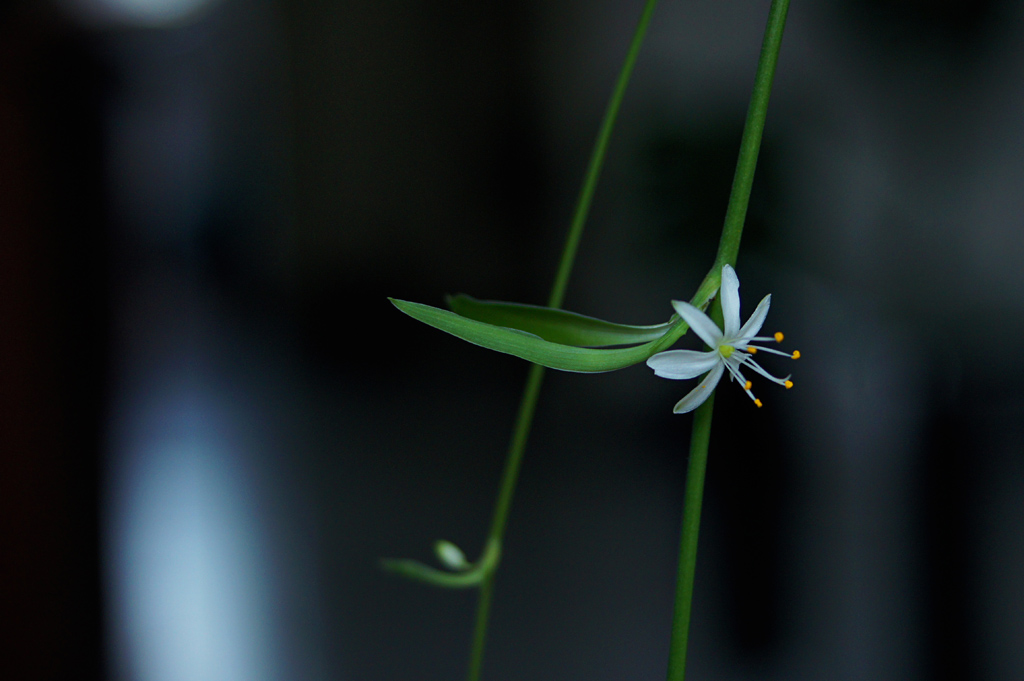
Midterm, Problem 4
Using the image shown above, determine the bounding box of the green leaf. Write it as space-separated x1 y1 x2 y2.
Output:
390 298 685 373
446 294 674 347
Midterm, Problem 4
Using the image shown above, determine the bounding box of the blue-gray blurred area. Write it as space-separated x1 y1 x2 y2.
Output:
3 0 1024 679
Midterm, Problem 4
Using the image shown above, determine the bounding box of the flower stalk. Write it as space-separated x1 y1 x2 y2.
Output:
666 382 715 681
664 1 791 679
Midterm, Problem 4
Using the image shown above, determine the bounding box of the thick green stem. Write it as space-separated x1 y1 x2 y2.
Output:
714 0 791 273
665 2 790 680
665 390 715 681
465 3 660 679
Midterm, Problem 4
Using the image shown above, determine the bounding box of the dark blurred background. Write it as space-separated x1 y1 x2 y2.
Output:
3 0 1024 679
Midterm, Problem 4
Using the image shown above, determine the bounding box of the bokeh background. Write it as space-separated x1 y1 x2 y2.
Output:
4 0 1024 679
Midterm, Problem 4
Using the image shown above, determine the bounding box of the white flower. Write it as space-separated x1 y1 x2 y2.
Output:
647 264 799 414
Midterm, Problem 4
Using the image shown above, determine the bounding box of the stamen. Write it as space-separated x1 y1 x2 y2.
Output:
774 332 784 342
754 399 763 408
746 345 794 358
747 346 758 354
791 350 801 359
722 359 746 386
784 380 793 389
734 371 760 405
725 361 761 410
738 355 791 386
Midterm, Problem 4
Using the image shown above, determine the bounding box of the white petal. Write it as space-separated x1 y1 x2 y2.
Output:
672 363 725 414
647 350 721 380
720 264 741 338
735 294 771 342
671 300 723 348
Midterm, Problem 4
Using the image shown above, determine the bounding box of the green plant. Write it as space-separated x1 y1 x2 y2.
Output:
384 2 793 678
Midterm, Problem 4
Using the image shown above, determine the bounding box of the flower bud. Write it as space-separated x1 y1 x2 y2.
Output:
434 540 470 570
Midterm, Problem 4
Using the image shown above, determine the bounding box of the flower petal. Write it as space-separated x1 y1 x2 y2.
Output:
647 349 721 380
671 300 723 348
736 294 771 342
672 363 725 414
720 264 741 338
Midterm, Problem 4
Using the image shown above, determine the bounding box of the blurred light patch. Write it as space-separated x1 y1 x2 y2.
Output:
106 382 281 681
53 0 221 28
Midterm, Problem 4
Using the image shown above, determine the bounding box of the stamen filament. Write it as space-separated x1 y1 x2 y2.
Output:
722 358 747 385
722 359 762 405
739 355 791 385
745 345 795 358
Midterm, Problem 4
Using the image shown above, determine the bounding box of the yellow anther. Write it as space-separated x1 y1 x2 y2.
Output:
791 350 801 359
754 399 763 408
747 346 758 354
744 381 752 390
784 380 794 389
774 331 784 342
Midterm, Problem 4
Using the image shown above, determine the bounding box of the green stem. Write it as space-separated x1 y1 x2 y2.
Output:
467 571 497 681
548 0 660 309
466 2 660 679
713 0 790 272
665 2 790 680
467 364 544 680
665 389 715 681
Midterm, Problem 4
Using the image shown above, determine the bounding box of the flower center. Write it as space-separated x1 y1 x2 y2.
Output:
719 344 735 358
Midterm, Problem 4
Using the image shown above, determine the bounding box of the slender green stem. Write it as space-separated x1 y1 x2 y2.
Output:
665 2 790 680
466 2 661 679
486 364 547 543
549 0 660 309
485 364 546 545
468 570 497 680
467 363 544 680
714 0 791 272
666 389 715 681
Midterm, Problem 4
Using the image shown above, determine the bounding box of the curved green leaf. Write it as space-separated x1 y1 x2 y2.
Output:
390 298 687 373
447 294 674 347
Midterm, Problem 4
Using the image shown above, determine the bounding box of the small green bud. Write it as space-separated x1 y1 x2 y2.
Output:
434 540 470 570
